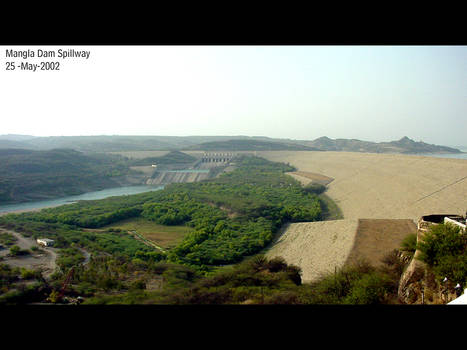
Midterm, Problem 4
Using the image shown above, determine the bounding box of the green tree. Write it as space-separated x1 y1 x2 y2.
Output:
417 223 467 284
9 245 21 256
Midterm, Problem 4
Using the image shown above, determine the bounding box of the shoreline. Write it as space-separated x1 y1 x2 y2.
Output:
0 184 163 216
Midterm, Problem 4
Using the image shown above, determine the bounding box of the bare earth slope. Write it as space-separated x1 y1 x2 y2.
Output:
264 220 359 282
261 151 466 283
345 219 417 268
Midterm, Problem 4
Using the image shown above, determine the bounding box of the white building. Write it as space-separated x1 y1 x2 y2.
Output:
36 238 55 247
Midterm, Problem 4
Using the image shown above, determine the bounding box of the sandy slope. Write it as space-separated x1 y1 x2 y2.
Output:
264 220 359 283
260 151 466 221
261 151 467 283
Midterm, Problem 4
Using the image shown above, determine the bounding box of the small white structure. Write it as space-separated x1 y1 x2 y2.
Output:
37 238 55 247
444 217 466 233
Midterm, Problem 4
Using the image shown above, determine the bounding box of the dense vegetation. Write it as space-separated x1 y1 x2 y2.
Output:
0 156 321 271
417 223 467 285
0 148 138 203
70 252 404 305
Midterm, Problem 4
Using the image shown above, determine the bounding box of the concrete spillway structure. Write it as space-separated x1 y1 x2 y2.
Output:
201 152 235 163
146 170 211 185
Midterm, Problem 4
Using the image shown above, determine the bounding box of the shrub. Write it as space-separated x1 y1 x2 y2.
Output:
343 272 392 304
303 183 326 195
401 233 417 256
285 265 302 286
417 223 467 284
9 245 21 256
266 256 288 272
264 291 300 304
20 268 39 280
129 279 146 290
249 255 268 272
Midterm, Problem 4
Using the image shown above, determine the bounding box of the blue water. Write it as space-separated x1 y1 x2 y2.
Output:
417 152 467 160
0 185 164 214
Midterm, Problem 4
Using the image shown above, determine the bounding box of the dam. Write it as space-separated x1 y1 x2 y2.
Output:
145 152 237 185
146 169 211 185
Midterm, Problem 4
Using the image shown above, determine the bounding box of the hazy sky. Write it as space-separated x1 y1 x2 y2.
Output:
1 45 466 146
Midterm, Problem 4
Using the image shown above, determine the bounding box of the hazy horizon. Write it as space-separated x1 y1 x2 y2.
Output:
1 132 465 149
1 45 466 146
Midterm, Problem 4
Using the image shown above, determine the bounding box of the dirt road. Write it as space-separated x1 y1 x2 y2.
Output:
0 228 58 278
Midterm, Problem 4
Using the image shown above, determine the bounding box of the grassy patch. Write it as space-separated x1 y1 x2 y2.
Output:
105 217 193 249
318 193 343 220
0 232 17 247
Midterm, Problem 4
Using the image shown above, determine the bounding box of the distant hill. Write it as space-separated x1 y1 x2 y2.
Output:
0 148 135 204
0 134 37 142
130 151 197 166
0 134 461 154
305 136 462 154
186 139 321 151
385 136 462 154
0 135 269 152
0 140 32 149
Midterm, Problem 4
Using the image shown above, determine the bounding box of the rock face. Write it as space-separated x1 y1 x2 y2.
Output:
398 257 427 304
397 214 466 304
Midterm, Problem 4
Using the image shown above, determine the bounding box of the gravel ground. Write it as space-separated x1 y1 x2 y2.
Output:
0 228 58 278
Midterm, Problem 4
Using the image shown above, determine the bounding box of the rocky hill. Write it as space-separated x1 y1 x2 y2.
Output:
305 136 462 154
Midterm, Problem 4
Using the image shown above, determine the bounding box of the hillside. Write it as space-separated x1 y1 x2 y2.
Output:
306 136 462 154
186 139 320 151
130 151 197 166
0 135 270 152
0 149 136 204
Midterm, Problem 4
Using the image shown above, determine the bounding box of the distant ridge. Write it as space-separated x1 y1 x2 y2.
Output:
304 136 462 154
0 134 461 154
186 139 320 151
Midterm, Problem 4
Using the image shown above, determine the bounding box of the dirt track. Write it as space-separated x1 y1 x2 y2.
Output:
0 228 57 278
261 151 467 282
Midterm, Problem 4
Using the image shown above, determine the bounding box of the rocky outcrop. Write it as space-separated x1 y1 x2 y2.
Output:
397 214 466 304
398 257 426 304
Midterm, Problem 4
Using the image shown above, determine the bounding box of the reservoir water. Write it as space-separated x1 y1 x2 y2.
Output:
0 185 164 215
417 152 467 160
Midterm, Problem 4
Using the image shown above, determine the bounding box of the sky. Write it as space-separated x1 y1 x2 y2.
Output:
1 45 466 147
